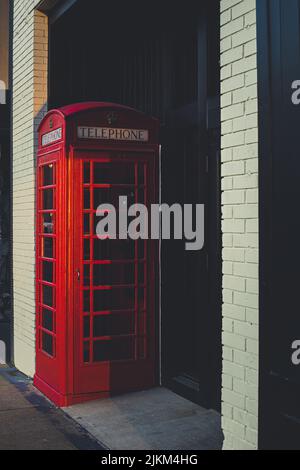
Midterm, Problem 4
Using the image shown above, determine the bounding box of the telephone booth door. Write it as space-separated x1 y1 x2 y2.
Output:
72 151 157 396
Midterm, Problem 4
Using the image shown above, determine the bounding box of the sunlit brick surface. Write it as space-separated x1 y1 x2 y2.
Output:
12 1 47 376
220 0 259 450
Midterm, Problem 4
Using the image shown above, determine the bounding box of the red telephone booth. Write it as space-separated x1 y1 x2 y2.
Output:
34 102 159 406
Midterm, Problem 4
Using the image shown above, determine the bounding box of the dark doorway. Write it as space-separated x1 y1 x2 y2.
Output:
258 0 300 449
48 0 221 411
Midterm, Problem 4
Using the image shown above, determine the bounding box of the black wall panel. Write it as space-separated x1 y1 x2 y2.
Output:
258 0 300 449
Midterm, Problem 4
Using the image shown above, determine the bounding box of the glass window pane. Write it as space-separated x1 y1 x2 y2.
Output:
43 284 54 308
93 313 134 337
138 263 145 284
93 263 135 286
83 214 90 235
43 189 54 210
83 162 90 184
138 188 145 204
93 287 135 312
93 239 135 261
83 239 90 260
42 237 54 259
138 288 145 310
83 316 90 338
138 240 145 259
42 308 54 332
42 164 54 186
42 261 54 283
84 189 90 209
94 163 135 185
138 164 145 184
83 341 90 363
93 187 135 210
42 332 54 356
42 213 55 234
83 265 90 286
93 337 134 362
83 290 90 312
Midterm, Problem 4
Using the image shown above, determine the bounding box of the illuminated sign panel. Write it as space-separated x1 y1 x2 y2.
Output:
77 126 149 142
42 128 62 146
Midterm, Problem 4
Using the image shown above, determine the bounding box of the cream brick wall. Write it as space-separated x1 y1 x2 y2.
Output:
220 0 259 450
12 0 48 377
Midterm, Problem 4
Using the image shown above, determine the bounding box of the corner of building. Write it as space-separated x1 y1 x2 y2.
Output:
220 0 259 450
12 1 48 378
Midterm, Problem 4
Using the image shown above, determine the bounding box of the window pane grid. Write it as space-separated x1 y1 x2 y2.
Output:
80 161 148 364
37 162 57 359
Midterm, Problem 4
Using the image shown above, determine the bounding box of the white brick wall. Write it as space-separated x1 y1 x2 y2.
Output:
220 0 259 450
12 0 47 377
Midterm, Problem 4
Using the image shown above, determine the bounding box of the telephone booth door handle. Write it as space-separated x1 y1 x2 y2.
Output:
76 269 80 282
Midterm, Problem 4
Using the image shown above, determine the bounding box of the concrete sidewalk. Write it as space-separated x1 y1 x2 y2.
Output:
64 387 223 450
0 365 104 450
0 364 223 450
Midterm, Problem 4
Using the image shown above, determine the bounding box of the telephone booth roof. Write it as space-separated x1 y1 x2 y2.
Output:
38 101 159 130
38 102 159 151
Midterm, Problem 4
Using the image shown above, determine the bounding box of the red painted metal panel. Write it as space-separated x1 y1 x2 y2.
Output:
34 103 159 406
58 101 147 118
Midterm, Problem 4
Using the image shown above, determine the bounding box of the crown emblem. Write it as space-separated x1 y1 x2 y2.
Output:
107 112 117 125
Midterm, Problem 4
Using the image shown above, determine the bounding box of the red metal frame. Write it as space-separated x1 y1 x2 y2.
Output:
34 103 159 406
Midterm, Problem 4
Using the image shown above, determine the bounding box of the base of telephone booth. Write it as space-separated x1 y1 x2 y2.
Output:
34 374 124 407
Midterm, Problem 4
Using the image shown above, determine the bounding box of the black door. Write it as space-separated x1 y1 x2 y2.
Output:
48 0 221 410
160 7 221 410
162 127 221 409
161 107 208 404
258 0 300 449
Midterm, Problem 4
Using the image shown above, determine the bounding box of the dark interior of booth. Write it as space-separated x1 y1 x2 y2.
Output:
47 0 221 412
